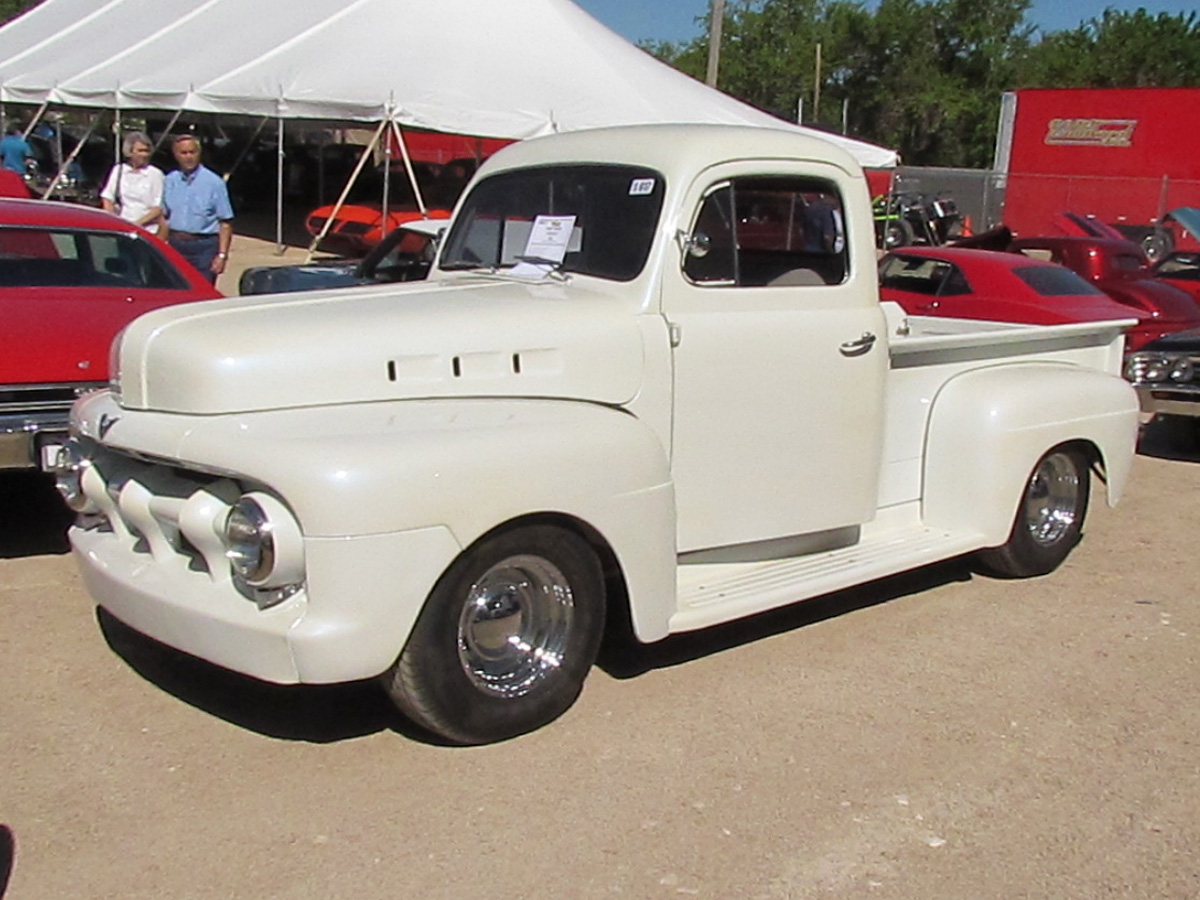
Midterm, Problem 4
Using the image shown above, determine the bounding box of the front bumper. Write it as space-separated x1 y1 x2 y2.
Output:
1132 383 1200 419
66 436 462 685
0 382 102 469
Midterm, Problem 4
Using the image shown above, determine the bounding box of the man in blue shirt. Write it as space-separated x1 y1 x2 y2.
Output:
162 134 234 285
0 125 33 175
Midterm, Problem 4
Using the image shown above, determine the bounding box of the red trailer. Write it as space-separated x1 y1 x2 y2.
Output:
994 88 1200 259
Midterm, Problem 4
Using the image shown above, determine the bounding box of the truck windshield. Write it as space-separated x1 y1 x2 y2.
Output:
438 164 666 281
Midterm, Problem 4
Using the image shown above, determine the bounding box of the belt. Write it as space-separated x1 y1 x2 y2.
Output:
170 231 216 241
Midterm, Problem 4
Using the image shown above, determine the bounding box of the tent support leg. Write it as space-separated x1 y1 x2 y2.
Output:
21 101 50 140
390 119 428 217
152 110 184 152
381 120 391 234
41 112 102 200
276 115 285 255
303 119 388 263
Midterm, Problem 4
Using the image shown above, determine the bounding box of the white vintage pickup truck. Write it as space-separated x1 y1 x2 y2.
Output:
58 124 1139 744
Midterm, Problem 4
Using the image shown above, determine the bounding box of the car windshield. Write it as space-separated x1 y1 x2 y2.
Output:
439 164 666 281
1013 265 1104 297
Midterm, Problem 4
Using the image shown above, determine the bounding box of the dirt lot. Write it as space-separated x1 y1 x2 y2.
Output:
1 419 1198 899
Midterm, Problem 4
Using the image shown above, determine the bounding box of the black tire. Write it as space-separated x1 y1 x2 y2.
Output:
882 219 914 250
974 446 1091 579
381 525 605 744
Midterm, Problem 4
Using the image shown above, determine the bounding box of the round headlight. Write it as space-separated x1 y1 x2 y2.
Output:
1170 357 1194 383
222 492 305 589
54 440 97 513
225 497 274 584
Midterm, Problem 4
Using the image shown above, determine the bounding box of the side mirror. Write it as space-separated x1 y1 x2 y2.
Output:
677 230 711 259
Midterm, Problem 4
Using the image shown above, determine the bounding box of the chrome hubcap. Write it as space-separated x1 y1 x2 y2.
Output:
1024 452 1082 546
457 554 574 698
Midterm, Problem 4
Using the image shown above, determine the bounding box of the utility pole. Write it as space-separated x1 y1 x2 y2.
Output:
813 42 822 124
706 0 726 87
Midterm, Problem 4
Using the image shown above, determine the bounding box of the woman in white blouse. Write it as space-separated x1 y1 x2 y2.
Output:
100 131 165 235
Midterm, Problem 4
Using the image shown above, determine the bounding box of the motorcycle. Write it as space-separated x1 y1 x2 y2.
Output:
873 191 964 249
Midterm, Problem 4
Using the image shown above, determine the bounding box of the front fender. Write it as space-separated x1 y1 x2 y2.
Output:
922 363 1138 545
173 396 679 644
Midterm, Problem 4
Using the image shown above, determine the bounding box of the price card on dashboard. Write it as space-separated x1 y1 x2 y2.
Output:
522 215 576 262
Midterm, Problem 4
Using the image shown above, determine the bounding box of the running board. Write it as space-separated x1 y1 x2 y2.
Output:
669 525 986 633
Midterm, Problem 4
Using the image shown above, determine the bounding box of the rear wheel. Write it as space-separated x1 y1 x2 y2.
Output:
974 446 1090 579
382 525 605 744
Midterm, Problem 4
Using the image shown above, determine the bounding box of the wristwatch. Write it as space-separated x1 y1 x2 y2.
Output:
216 252 228 259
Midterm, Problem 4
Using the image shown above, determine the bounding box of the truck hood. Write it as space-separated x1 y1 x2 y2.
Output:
115 277 646 415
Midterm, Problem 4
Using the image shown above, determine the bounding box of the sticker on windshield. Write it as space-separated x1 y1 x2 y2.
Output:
629 178 656 196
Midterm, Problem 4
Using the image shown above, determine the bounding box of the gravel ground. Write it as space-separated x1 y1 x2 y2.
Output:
1 355 1198 898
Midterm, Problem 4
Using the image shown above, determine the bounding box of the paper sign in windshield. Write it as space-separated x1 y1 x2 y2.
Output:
511 215 577 278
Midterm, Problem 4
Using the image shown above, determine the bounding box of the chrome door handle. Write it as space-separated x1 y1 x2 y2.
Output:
839 332 877 356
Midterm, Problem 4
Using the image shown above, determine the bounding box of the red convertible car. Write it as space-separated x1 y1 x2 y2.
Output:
0 199 220 470
878 246 1160 346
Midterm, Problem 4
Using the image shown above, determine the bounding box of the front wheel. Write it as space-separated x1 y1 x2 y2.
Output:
974 446 1091 579
381 525 605 744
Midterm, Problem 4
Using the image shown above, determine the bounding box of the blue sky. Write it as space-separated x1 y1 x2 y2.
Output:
574 0 1198 44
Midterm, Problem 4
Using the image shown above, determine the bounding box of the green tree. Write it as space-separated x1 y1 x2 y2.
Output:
1020 10 1200 88
0 0 38 24
648 0 1034 167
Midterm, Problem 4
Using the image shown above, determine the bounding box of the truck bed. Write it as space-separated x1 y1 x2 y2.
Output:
882 302 1135 371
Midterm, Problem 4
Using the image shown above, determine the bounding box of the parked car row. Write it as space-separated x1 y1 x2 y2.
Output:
880 207 1200 446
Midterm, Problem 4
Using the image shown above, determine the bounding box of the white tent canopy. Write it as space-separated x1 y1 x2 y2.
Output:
0 0 898 168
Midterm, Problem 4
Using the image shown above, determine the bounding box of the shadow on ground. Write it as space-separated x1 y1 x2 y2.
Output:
0 824 13 900
97 558 975 746
1137 416 1200 463
598 558 975 679
0 472 74 558
96 608 438 744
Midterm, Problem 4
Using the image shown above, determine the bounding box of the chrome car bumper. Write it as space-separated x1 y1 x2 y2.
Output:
0 382 102 469
1133 383 1200 418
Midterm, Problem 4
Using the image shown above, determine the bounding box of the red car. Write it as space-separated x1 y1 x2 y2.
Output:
879 245 1157 345
305 158 473 256
1007 236 1200 349
0 198 220 470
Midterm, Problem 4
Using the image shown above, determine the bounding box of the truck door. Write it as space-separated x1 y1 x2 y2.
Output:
662 164 888 553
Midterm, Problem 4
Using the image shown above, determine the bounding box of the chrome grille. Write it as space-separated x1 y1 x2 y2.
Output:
0 382 102 415
78 447 242 583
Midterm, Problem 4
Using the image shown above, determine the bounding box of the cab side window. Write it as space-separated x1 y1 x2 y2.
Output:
683 175 848 288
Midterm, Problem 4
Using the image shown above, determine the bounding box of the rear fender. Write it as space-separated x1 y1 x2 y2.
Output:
922 363 1138 545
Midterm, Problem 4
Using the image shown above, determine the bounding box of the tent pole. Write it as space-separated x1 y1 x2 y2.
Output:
381 118 391 235
221 116 269 182
42 112 102 200
389 119 427 216
113 108 121 161
21 100 49 139
276 115 284 255
303 119 387 263
152 109 184 152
